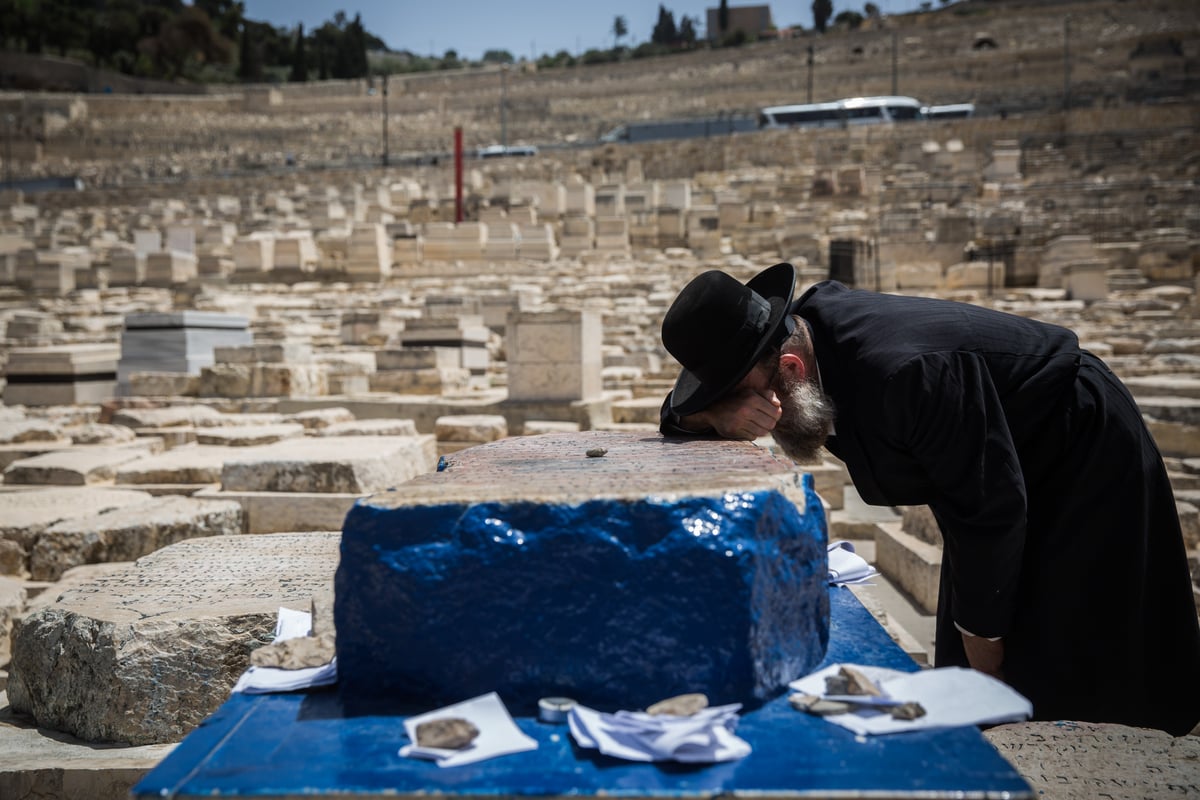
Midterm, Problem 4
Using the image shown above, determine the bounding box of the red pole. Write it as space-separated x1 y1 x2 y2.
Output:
454 127 463 223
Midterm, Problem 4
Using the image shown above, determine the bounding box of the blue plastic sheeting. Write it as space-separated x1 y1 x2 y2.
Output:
133 588 1033 799
336 480 829 715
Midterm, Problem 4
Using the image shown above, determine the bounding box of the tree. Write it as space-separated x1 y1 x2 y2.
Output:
679 16 698 47
289 23 307 82
812 0 834 33
718 0 730 35
612 15 627 48
194 0 245 41
482 49 514 64
864 2 881 19
834 10 864 29
651 5 678 46
237 21 264 82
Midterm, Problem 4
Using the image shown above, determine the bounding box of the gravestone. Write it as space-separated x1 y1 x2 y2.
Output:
116 311 252 396
336 431 829 715
0 487 155 577
31 495 243 580
8 532 340 744
506 309 602 402
3 345 119 406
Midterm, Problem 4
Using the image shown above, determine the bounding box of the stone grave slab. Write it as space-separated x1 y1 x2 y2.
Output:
108 404 223 430
3 439 163 486
984 720 1200 799
220 435 437 493
195 423 306 446
3 345 119 407
314 418 418 437
31 495 243 580
113 444 233 485
337 431 828 715
194 486 360 533
0 691 175 800
8 532 339 744
0 487 154 576
116 311 252 396
0 419 67 445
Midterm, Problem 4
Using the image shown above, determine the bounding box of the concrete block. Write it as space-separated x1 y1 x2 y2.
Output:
874 521 941 615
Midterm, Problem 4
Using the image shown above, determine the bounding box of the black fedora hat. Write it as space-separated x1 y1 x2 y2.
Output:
662 262 797 416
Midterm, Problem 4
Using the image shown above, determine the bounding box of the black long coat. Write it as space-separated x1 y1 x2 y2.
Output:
666 280 1200 734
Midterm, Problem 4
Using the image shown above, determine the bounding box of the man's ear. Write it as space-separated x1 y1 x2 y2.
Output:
778 352 807 382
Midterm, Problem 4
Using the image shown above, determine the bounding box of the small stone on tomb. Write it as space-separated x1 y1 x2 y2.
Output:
889 701 926 721
249 632 336 669
827 665 882 696
585 447 607 458
415 717 479 749
646 692 708 717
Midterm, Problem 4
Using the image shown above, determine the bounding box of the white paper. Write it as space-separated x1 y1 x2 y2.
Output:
399 692 538 768
274 606 312 640
789 663 1032 735
827 541 879 585
567 702 750 763
231 607 337 694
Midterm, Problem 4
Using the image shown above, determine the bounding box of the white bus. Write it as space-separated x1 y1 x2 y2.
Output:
759 96 925 129
923 103 976 121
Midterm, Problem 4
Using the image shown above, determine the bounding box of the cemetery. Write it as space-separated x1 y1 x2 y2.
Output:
0 0 1198 797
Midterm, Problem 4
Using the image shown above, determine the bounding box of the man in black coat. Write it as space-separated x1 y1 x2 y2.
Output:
660 262 1200 736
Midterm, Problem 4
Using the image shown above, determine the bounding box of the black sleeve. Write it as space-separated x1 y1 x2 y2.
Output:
658 393 714 437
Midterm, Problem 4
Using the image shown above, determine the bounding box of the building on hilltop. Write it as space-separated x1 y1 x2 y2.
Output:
706 4 775 43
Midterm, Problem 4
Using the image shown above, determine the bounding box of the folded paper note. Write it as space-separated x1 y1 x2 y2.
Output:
789 663 1032 735
400 692 538 768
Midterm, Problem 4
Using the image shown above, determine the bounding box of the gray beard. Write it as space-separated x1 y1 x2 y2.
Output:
770 372 836 464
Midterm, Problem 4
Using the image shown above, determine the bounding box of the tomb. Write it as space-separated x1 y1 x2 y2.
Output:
3 344 120 406
335 432 829 713
116 311 252 396
131 433 1033 799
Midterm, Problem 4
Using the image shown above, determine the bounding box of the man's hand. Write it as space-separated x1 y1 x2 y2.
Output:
960 632 1005 681
681 387 783 440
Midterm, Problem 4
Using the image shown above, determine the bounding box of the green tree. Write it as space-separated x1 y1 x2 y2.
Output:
612 15 628 48
36 0 89 57
289 22 307 82
834 10 864 29
679 16 698 47
237 21 264 82
482 49 514 64
89 0 141 69
718 0 729 34
812 0 834 33
864 2 880 18
651 5 677 46
139 5 232 80
194 0 245 41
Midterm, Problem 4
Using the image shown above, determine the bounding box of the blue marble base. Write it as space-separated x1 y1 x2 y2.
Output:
336 472 829 715
132 589 1033 799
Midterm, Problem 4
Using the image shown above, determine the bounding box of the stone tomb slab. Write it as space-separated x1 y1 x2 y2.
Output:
984 720 1200 799
3 439 164 486
8 532 340 744
220 435 437 493
32 494 244 581
3 344 120 407
113 443 233 485
0 487 155 576
116 312 252 396
336 431 828 715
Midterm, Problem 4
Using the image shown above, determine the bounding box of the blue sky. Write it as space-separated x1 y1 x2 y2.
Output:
241 1 931 61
